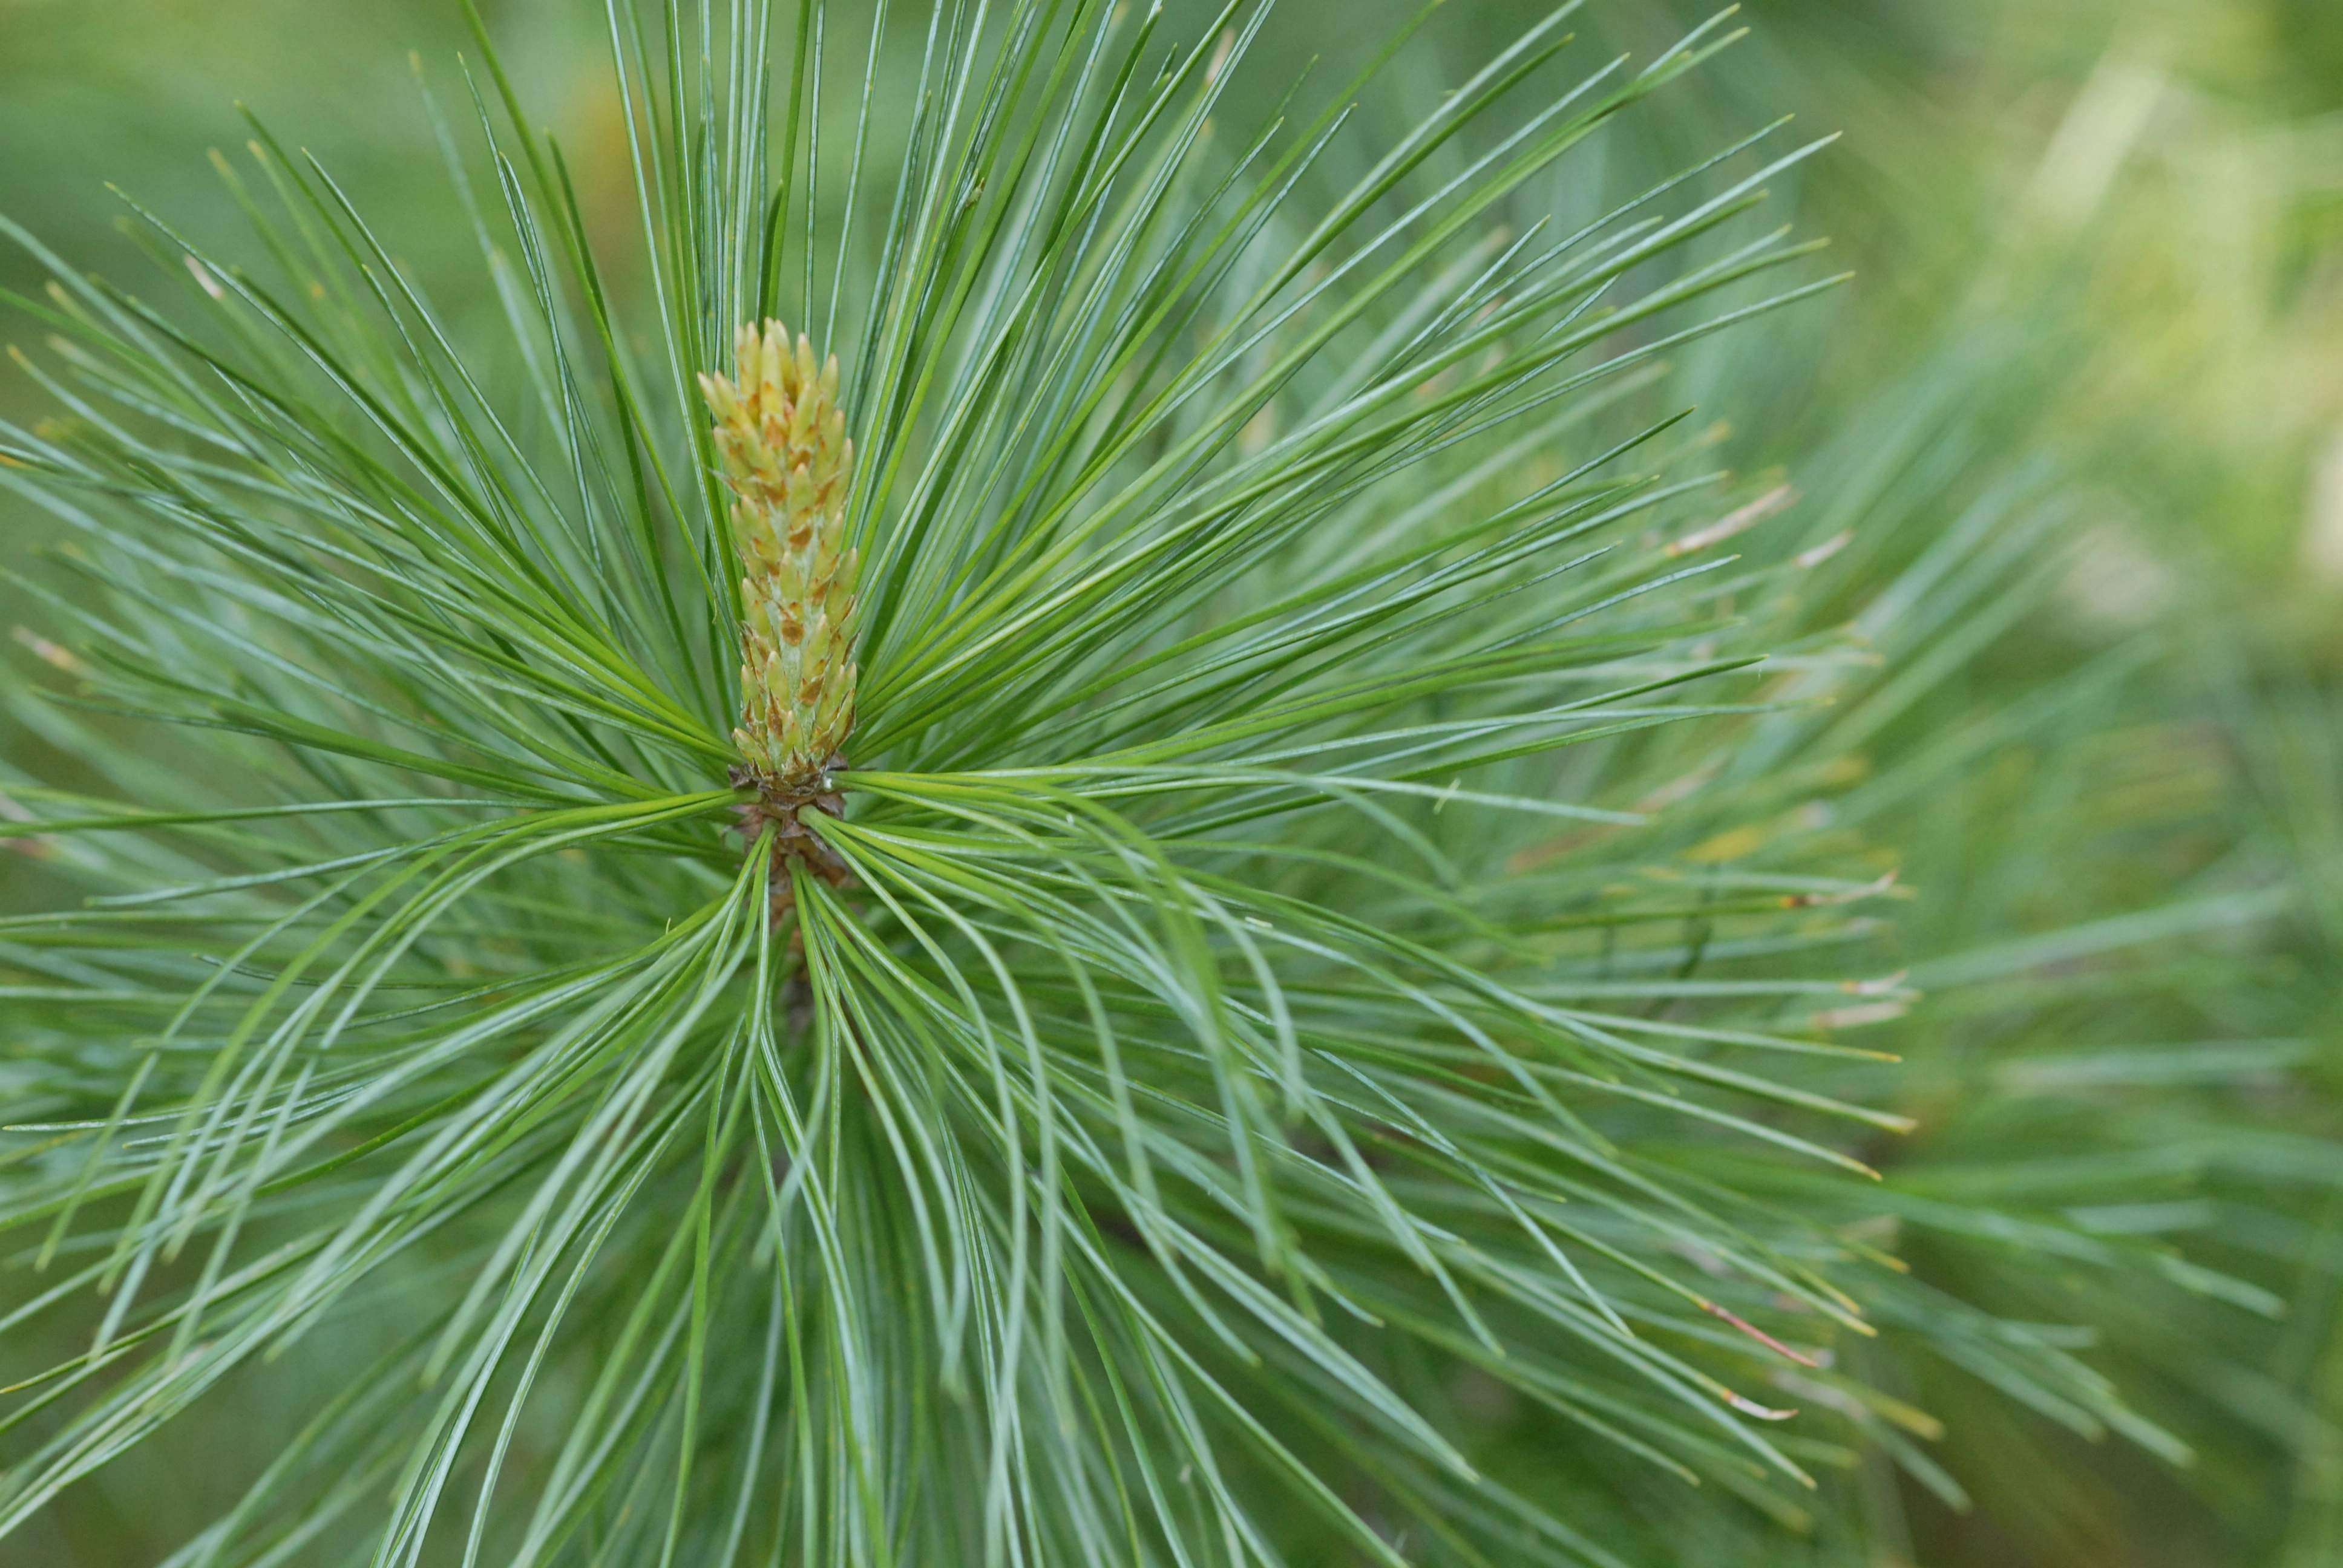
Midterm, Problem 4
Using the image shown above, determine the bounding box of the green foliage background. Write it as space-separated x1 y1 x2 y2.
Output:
2 1 2339 1564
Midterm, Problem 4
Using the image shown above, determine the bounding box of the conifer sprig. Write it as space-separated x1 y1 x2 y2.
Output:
0 2 2230 1564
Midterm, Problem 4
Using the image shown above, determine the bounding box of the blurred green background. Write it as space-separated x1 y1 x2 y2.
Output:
5 0 2342 1563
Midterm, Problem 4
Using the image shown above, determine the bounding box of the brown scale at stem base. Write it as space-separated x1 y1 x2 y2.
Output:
729 757 852 924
